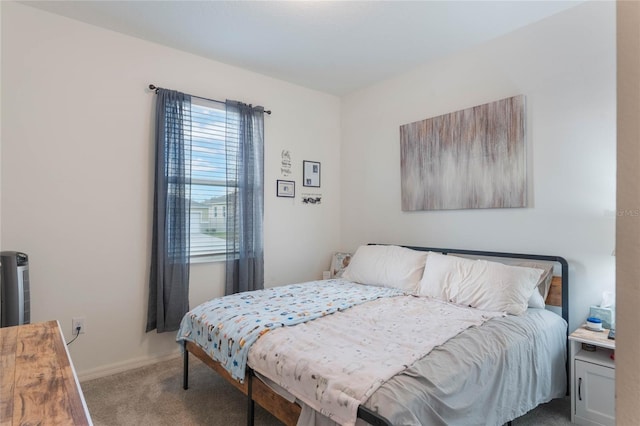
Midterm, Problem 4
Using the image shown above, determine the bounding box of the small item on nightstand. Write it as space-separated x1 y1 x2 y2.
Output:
608 329 615 340
582 343 597 352
586 317 603 331
589 305 614 329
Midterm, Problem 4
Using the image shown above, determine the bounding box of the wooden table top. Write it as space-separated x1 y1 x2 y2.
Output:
0 320 92 425
569 324 616 350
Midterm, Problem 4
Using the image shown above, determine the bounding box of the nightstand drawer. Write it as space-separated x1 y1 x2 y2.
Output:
574 359 615 426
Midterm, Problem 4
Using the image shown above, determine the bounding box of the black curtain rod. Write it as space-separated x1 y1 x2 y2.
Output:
148 84 272 115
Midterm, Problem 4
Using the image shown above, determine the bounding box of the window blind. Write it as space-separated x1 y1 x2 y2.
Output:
189 98 238 257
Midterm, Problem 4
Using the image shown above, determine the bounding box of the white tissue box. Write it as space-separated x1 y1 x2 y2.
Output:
589 306 614 329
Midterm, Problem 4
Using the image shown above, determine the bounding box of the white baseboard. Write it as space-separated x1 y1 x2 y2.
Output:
77 350 182 382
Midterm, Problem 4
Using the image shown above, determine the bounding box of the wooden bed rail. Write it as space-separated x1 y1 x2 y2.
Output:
183 341 302 426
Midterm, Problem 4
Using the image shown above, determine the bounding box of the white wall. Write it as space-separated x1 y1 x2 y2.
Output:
340 1 616 332
1 2 341 378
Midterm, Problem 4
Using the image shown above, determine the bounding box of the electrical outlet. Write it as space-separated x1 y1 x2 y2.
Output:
72 317 86 335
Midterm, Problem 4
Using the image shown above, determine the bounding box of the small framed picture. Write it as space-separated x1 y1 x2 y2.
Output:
303 160 321 187
277 180 295 198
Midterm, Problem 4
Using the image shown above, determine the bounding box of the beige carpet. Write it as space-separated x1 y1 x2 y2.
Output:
81 356 572 426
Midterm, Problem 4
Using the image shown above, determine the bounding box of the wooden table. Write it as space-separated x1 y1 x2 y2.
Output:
0 320 92 425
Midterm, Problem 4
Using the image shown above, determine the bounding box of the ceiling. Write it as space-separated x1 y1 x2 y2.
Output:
22 1 584 96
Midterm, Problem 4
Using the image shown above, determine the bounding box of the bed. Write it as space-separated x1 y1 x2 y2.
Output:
177 245 569 426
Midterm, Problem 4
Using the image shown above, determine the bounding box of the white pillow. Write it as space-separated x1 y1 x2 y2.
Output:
527 289 546 309
417 253 543 315
451 254 554 308
342 245 428 292
489 258 553 308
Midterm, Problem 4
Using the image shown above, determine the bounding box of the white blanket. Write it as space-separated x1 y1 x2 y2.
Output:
248 296 503 426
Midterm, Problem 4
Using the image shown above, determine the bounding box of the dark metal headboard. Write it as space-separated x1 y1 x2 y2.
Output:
371 244 569 326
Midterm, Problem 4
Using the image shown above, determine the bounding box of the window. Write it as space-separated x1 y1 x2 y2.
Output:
189 98 237 258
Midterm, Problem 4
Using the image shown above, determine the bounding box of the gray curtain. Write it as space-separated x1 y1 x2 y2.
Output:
225 101 264 295
146 89 192 332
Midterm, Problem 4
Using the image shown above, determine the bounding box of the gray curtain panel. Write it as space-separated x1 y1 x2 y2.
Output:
146 88 192 333
225 101 265 295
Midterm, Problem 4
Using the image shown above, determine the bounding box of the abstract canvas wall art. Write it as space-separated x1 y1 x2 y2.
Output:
400 95 526 211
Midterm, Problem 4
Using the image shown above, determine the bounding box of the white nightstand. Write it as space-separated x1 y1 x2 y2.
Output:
569 326 615 425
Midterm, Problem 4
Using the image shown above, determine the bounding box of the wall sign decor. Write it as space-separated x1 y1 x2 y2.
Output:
400 95 526 211
280 150 292 177
302 194 322 205
303 160 321 187
277 180 295 198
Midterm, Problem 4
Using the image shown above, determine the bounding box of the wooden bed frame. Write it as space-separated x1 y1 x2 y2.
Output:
182 246 569 426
